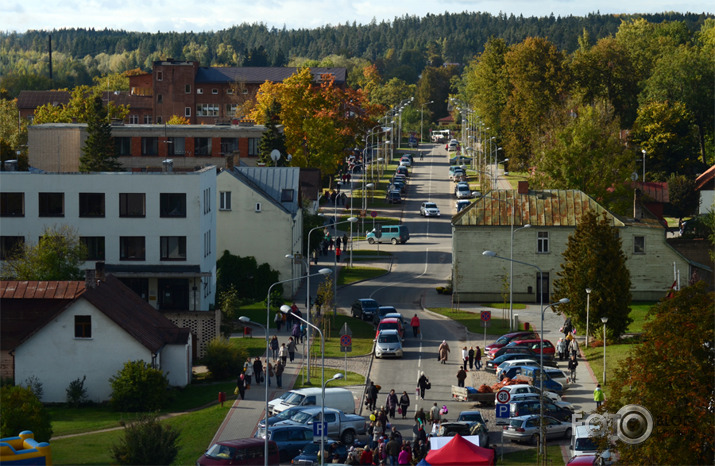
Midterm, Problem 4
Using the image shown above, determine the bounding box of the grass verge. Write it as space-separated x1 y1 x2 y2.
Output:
428 307 513 336
292 367 365 389
627 302 654 333
339 266 386 285
501 444 565 465
582 343 635 399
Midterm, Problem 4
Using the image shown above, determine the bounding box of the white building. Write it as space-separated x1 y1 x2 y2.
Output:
0 167 216 311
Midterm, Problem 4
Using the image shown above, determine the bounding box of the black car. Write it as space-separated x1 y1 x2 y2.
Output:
486 353 554 372
291 440 348 465
374 305 397 324
351 298 379 321
386 190 402 204
510 399 573 422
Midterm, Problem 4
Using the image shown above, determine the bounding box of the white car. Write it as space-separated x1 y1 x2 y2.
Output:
497 384 565 405
399 157 411 167
447 139 459 151
455 184 472 199
420 202 441 217
375 329 403 358
496 358 539 379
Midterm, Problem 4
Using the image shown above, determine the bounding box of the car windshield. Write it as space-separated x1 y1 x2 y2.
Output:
458 413 483 422
291 411 316 423
440 424 470 436
425 203 437 209
276 409 297 420
380 323 398 332
284 393 306 405
300 443 321 455
205 443 236 459
495 335 510 344
378 333 399 343
574 437 598 452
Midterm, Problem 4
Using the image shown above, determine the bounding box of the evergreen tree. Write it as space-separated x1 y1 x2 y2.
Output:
257 101 287 166
79 96 122 172
553 210 632 340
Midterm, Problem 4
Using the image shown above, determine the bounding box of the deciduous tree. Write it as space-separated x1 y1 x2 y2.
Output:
0 385 53 442
553 211 632 339
1 225 86 280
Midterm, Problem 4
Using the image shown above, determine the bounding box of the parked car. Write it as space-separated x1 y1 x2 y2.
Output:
486 352 557 373
497 384 565 405
385 190 402 204
399 157 412 167
396 165 409 177
496 358 540 379
351 298 379 321
272 407 366 444
291 440 348 465
375 329 404 358
502 366 565 394
402 153 414 163
375 305 398 323
455 184 473 199
448 165 465 177
449 168 466 181
510 398 573 421
391 180 407 194
503 415 572 444
437 421 489 448
197 438 280 465
488 345 538 360
509 339 556 356
456 410 489 432
449 155 472 165
456 199 471 213
258 425 313 462
375 318 404 341
420 202 441 217
446 139 460 151
384 312 407 327
257 405 312 430
485 331 540 353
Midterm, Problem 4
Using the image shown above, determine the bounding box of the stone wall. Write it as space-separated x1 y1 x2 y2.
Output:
164 309 221 360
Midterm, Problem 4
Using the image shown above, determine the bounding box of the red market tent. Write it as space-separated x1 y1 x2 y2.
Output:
424 434 495 466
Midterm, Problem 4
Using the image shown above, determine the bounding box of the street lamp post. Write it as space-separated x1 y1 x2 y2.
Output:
332 217 358 316
510 224 531 329
420 101 433 143
585 288 592 349
641 149 646 184
601 316 608 385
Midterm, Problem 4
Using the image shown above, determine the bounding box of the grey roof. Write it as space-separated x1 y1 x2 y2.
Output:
231 166 301 215
195 67 346 85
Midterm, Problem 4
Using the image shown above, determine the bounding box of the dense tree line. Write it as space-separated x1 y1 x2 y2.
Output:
0 12 711 95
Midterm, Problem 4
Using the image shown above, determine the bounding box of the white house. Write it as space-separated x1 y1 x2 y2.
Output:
1 276 192 403
695 165 714 214
0 166 216 311
216 167 304 296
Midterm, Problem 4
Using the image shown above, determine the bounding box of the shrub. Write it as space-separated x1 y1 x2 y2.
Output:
24 375 44 401
203 338 247 380
109 361 168 412
111 414 179 465
0 385 53 442
66 375 89 407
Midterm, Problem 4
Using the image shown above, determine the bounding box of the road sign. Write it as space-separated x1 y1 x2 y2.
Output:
480 311 491 322
371 211 377 218
340 335 352 347
339 323 352 336
496 389 511 404
313 421 328 437
496 403 510 419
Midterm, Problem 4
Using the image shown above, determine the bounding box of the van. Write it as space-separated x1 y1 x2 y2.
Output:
268 387 355 415
570 424 614 464
366 225 409 245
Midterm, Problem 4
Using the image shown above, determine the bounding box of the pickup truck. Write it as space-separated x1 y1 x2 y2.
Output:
271 407 366 444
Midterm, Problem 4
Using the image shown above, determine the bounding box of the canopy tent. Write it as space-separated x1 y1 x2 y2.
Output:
422 434 495 466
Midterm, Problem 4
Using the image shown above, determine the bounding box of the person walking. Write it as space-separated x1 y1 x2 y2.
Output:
417 372 430 400
429 402 441 427
243 358 254 387
594 384 605 409
399 391 410 419
287 337 297 363
569 337 580 359
274 360 284 388
291 322 301 344
274 312 282 332
398 445 411 465
461 347 469 370
342 233 348 251
253 357 263 385
236 373 246 400
557 337 567 361
336 245 341 263
266 360 274 387
366 381 379 411
456 366 467 388
568 354 579 383
410 314 420 337
279 343 288 365
270 335 279 360
468 346 475 370
438 340 450 364
386 435 401 465
386 389 398 419
475 345 482 370
414 408 427 431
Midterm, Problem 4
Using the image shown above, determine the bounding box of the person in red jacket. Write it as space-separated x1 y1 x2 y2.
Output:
410 314 420 337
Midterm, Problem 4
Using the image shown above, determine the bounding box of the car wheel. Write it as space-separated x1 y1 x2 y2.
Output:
341 430 356 445
391 238 398 245
563 427 572 439
367 238 375 244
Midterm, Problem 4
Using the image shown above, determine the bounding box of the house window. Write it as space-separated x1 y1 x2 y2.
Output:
160 193 186 217
0 236 24 260
0 192 24 217
225 103 237 116
634 236 645 254
185 84 191 93
281 189 294 202
220 137 238 155
79 193 105 217
119 193 145 217
203 188 211 214
74 315 92 338
184 107 191 117
120 236 145 260
537 231 549 253
227 88 234 95
158 278 189 310
168 137 186 156
38 192 64 217
212 88 218 94
80 236 105 261
157 94 163 104
219 191 231 210
196 103 219 117
247 138 259 156
129 114 139 124
141 137 158 155
194 137 212 156
156 71 163 81
114 137 132 156
160 236 187 260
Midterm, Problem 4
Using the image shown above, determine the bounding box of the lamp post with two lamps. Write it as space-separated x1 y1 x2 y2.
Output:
601 316 608 385
278 305 343 465
585 288 592 348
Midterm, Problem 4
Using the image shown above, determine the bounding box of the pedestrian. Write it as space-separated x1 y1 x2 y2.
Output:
274 311 282 332
417 371 430 399
594 383 605 409
336 246 341 263
399 391 410 419
289 302 299 328
468 346 475 370
438 340 450 364
287 336 296 362
266 360 273 387
360 446 372 465
236 373 246 400
410 314 420 337
329 237 334 251
557 337 567 361
270 335 279 360
398 445 411 465
568 354 579 383
291 322 301 343
312 248 319 265
461 347 469 370
366 381 379 411
386 389 398 419
569 337 580 359
279 343 288 365
275 359 284 388
429 402 441 426
475 346 482 370
378 408 388 434
386 435 401 466
243 358 254 387
456 366 467 388
342 233 348 251
414 408 426 428
253 357 263 384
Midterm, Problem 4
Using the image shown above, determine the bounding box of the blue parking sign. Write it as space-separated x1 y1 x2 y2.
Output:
495 404 510 419
313 421 328 437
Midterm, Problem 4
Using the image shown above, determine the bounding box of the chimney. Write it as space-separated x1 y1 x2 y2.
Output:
518 181 529 195
85 269 96 289
225 154 234 170
634 188 643 219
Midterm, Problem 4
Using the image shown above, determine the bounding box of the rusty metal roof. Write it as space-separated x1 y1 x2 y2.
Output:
452 189 625 227
0 280 86 299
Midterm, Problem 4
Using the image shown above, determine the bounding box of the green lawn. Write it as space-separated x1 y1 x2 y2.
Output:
293 367 365 389
428 307 514 336
501 445 565 465
582 343 635 399
627 302 654 333
311 313 376 357
339 266 386 285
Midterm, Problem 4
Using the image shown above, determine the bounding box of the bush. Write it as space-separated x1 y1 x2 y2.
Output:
203 338 247 380
110 361 168 412
66 375 89 407
24 375 44 401
0 385 53 442
111 414 179 465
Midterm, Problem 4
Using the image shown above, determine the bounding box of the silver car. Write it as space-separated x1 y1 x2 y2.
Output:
374 329 403 358
503 415 572 444
420 202 440 217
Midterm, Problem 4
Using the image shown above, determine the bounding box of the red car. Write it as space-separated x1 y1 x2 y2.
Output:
509 339 555 356
375 318 404 341
484 331 539 353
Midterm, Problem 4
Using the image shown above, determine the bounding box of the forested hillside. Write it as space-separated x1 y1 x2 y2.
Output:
1 11 711 95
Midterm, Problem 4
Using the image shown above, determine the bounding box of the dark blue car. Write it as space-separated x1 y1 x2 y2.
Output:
260 425 313 462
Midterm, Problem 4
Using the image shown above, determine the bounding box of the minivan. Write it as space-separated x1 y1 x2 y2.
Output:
268 387 355 415
570 424 615 464
366 225 409 245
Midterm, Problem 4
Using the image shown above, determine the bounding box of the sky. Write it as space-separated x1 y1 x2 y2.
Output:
2 0 713 33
